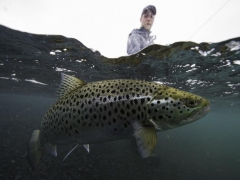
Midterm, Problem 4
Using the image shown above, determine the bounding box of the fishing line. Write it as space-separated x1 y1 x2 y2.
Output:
188 0 231 40
198 73 216 95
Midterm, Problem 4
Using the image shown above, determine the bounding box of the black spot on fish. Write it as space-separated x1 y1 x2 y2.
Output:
103 106 107 111
89 123 92 127
138 106 141 111
113 118 116 123
132 109 136 114
134 99 138 104
77 119 81 124
120 109 125 115
130 100 134 105
103 115 107 121
114 128 117 131
66 120 68 124
124 123 127 128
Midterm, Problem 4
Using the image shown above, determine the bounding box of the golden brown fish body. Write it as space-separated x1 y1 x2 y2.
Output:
27 73 210 170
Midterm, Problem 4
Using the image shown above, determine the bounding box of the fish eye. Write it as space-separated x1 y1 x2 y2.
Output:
186 100 197 108
189 101 194 105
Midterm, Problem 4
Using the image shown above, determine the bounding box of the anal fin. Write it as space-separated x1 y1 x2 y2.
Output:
132 121 157 158
83 144 90 153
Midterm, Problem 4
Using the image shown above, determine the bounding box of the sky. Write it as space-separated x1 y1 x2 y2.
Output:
0 0 240 57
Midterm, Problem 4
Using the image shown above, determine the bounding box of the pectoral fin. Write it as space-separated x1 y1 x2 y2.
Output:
132 121 157 158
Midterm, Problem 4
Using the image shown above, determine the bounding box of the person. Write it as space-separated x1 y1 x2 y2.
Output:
127 5 157 55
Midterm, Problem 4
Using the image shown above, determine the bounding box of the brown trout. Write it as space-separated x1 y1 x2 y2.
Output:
27 73 210 169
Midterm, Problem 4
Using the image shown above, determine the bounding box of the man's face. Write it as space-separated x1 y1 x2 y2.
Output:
140 12 155 30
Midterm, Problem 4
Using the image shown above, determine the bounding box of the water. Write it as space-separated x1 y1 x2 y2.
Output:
0 24 240 180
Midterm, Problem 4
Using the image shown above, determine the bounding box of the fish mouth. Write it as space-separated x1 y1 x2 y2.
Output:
191 105 211 120
180 105 211 125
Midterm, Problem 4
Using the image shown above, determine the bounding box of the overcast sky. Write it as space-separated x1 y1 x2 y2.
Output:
0 0 240 57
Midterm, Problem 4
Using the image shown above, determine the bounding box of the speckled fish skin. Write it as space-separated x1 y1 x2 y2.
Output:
27 73 210 170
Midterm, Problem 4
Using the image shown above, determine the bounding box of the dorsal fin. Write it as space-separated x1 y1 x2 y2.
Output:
56 73 86 99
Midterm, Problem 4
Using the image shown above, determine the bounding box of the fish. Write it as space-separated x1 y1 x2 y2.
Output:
27 73 211 170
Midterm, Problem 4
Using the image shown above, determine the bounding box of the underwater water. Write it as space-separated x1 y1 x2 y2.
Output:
0 25 240 180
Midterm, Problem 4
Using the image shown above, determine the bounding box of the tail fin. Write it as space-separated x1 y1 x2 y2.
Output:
27 130 43 170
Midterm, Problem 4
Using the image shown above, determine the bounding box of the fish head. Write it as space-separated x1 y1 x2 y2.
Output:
146 86 211 130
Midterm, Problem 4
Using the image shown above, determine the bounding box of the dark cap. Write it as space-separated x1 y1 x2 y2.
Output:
142 5 156 16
